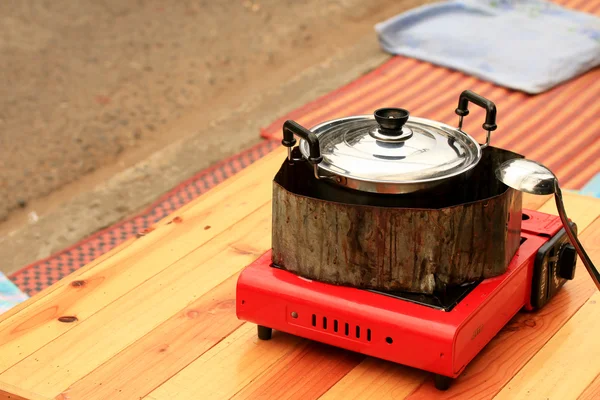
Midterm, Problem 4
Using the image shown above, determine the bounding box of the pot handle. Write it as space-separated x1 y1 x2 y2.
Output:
455 90 497 148
282 120 323 164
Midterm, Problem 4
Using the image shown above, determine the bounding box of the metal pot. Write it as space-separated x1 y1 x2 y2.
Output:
281 90 498 194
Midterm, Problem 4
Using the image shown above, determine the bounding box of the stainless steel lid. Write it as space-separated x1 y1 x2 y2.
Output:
299 108 482 185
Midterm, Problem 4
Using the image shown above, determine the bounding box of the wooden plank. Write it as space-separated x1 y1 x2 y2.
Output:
59 274 244 400
0 200 259 373
579 374 600 400
146 324 304 400
144 307 361 400
0 381 50 400
0 203 272 397
495 292 600 400
319 358 425 400
0 237 137 323
0 147 285 374
229 342 362 399
522 193 552 211
536 191 600 229
404 217 600 399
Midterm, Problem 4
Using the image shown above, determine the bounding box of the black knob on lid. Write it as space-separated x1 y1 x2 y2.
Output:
374 108 410 135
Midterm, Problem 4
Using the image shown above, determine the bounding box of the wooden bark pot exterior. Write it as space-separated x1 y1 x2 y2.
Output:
271 147 523 294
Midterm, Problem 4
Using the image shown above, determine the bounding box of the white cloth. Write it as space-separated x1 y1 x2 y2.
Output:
375 0 600 94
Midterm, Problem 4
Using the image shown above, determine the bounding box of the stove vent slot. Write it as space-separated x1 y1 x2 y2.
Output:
308 313 371 342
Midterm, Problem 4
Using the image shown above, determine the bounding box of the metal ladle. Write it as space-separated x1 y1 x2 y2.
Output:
496 158 600 291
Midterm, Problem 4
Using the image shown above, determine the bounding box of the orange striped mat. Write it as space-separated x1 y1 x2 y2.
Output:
261 0 600 190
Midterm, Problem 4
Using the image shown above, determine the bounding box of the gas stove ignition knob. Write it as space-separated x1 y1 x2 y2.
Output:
558 243 577 280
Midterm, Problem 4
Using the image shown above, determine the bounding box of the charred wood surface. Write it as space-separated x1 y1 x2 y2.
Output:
271 146 523 294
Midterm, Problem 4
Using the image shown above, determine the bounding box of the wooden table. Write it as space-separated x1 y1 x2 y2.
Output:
1 146 599 400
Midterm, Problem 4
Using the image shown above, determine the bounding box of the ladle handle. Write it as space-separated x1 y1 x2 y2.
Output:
554 184 600 291
282 120 322 164
455 90 498 133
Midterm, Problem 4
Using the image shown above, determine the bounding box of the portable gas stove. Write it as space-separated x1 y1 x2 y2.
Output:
236 209 577 390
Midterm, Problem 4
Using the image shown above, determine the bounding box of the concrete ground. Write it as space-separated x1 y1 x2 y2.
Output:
0 0 430 275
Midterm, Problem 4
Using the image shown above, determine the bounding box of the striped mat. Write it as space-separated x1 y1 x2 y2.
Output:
261 0 600 191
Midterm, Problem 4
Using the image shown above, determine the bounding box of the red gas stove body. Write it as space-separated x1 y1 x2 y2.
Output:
236 209 577 390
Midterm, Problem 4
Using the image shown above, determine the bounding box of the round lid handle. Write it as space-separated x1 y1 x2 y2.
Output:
374 108 409 135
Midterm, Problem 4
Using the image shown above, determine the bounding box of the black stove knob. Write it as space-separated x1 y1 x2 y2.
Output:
558 244 577 280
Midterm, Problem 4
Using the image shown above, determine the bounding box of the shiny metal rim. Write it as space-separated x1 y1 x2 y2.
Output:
299 115 483 186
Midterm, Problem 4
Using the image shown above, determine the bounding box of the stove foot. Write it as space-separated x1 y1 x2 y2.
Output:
257 325 272 340
434 374 453 391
